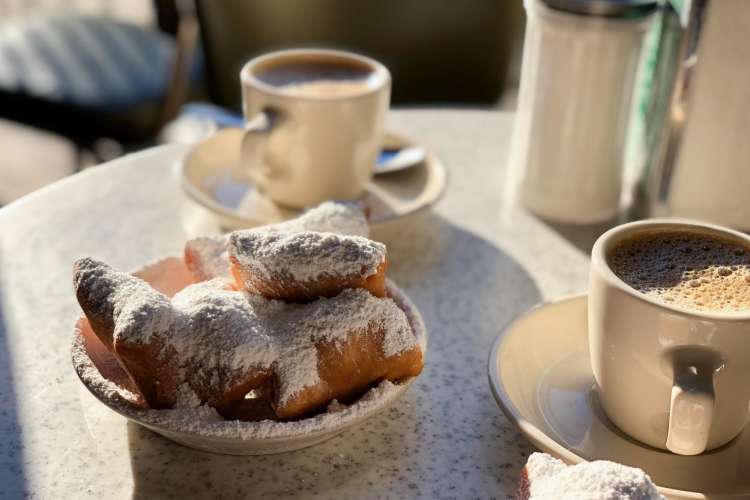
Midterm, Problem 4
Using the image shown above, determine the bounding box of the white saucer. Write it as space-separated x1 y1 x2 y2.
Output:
177 128 447 232
488 294 750 499
72 256 427 455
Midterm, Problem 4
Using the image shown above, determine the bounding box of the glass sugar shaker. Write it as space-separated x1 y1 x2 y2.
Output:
509 0 657 224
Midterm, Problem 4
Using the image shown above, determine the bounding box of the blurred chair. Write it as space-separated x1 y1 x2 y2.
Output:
0 0 203 159
195 0 522 110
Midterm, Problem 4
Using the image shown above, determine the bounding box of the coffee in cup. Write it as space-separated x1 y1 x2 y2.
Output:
607 230 750 313
254 59 378 98
589 220 750 456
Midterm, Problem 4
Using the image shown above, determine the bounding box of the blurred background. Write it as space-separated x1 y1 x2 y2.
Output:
0 0 525 206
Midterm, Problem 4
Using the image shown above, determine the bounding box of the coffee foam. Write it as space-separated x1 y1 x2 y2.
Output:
608 230 750 313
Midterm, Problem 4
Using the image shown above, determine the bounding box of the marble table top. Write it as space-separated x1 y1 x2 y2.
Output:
0 110 591 499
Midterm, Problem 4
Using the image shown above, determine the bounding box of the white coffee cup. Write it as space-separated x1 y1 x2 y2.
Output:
589 219 750 455
239 48 391 209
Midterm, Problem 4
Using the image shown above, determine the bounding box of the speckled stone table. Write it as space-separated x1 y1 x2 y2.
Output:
0 110 591 499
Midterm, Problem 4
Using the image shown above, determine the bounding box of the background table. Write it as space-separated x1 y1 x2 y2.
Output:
0 110 591 499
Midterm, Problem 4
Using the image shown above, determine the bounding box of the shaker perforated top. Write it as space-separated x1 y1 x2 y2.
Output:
540 0 658 18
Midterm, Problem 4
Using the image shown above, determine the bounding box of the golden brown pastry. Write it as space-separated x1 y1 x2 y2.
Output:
268 288 423 419
183 201 369 283
73 259 422 419
74 258 275 409
74 199 423 421
228 230 388 302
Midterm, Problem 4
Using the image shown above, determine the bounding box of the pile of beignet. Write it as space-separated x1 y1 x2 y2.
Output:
73 202 423 420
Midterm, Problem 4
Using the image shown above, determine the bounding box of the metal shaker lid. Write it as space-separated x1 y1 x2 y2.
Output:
540 0 658 18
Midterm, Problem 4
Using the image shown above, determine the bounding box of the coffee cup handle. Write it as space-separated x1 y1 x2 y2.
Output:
666 354 716 455
241 108 284 183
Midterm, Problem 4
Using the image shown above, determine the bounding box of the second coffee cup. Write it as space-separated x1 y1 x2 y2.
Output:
589 219 750 456
240 49 391 209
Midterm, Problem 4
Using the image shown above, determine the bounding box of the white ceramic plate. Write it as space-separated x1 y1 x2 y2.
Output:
72 256 427 455
488 294 750 500
176 128 447 232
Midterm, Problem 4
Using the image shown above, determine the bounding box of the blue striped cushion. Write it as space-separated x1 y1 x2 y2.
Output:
0 16 202 111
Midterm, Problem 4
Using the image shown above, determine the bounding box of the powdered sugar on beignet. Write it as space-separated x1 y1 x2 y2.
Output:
183 201 368 282
170 280 277 407
231 231 385 284
75 260 276 408
74 258 181 407
229 231 387 301
171 279 277 372
74 257 175 348
519 453 663 500
292 287 417 358
74 249 422 419
267 288 422 418
271 201 369 237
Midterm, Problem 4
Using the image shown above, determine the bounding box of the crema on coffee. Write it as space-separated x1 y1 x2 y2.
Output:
607 230 750 313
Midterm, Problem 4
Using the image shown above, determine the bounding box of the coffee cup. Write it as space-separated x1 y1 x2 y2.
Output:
239 48 391 209
589 219 750 455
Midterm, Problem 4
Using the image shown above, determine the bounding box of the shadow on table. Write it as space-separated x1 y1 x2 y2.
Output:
535 213 628 256
383 213 541 488
0 246 28 498
128 213 541 498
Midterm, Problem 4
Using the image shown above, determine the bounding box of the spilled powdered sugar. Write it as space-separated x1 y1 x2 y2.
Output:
229 231 386 283
183 201 368 281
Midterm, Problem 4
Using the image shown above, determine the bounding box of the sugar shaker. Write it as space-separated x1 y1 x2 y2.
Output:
509 0 657 224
